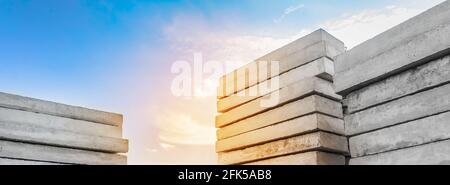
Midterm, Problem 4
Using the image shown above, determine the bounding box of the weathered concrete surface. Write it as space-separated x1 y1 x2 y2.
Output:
0 158 62 165
349 111 450 157
0 107 122 138
335 20 450 95
216 113 344 152
246 151 345 165
218 29 345 98
349 139 450 165
217 95 343 139
0 92 123 126
335 1 450 73
344 55 450 113
0 121 128 153
345 83 450 136
216 76 340 126
0 140 127 165
218 132 348 165
218 59 337 113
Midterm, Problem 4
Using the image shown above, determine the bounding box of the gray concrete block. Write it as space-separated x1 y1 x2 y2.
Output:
344 55 450 113
218 33 344 99
0 107 122 138
345 82 450 136
0 92 122 126
0 158 62 165
217 95 343 139
216 75 340 126
0 140 127 165
217 58 338 113
218 132 348 165
349 139 450 165
0 121 128 153
349 111 450 158
335 21 450 95
246 151 345 165
216 113 344 152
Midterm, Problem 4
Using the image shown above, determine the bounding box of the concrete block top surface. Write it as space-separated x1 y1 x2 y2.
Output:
0 92 123 126
219 29 344 83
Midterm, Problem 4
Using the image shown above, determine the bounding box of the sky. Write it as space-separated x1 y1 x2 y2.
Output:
0 0 446 164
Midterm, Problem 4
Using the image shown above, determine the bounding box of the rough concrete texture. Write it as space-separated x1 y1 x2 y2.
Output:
216 76 340 126
0 140 127 165
335 18 450 95
218 132 348 165
345 82 450 136
246 151 345 165
218 29 345 99
0 121 128 153
217 95 343 139
349 139 450 165
217 58 337 113
216 113 344 152
0 107 122 138
349 111 450 157
344 54 450 113
0 92 123 126
336 1 450 73
0 158 62 165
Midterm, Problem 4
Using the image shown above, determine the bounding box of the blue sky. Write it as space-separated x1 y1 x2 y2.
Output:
0 0 445 164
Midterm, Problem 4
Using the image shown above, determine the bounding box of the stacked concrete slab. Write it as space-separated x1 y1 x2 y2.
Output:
0 92 128 165
215 29 348 165
334 0 450 165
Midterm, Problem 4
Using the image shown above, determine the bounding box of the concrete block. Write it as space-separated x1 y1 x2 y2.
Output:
0 158 62 165
336 1 450 74
217 95 343 139
349 111 450 157
216 113 344 152
349 139 450 165
0 121 128 153
216 76 340 126
246 151 345 165
218 132 348 165
218 34 344 99
344 55 450 113
0 92 122 126
345 82 450 136
217 58 338 113
0 140 127 165
0 107 122 138
335 21 450 95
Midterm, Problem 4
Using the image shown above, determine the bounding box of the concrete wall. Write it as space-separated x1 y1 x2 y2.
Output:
0 92 128 165
215 29 348 165
334 0 450 165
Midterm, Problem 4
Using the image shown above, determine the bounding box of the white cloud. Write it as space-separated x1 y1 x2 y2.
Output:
319 5 424 48
164 15 293 64
274 4 305 23
155 111 217 145
159 142 176 150
285 4 305 15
